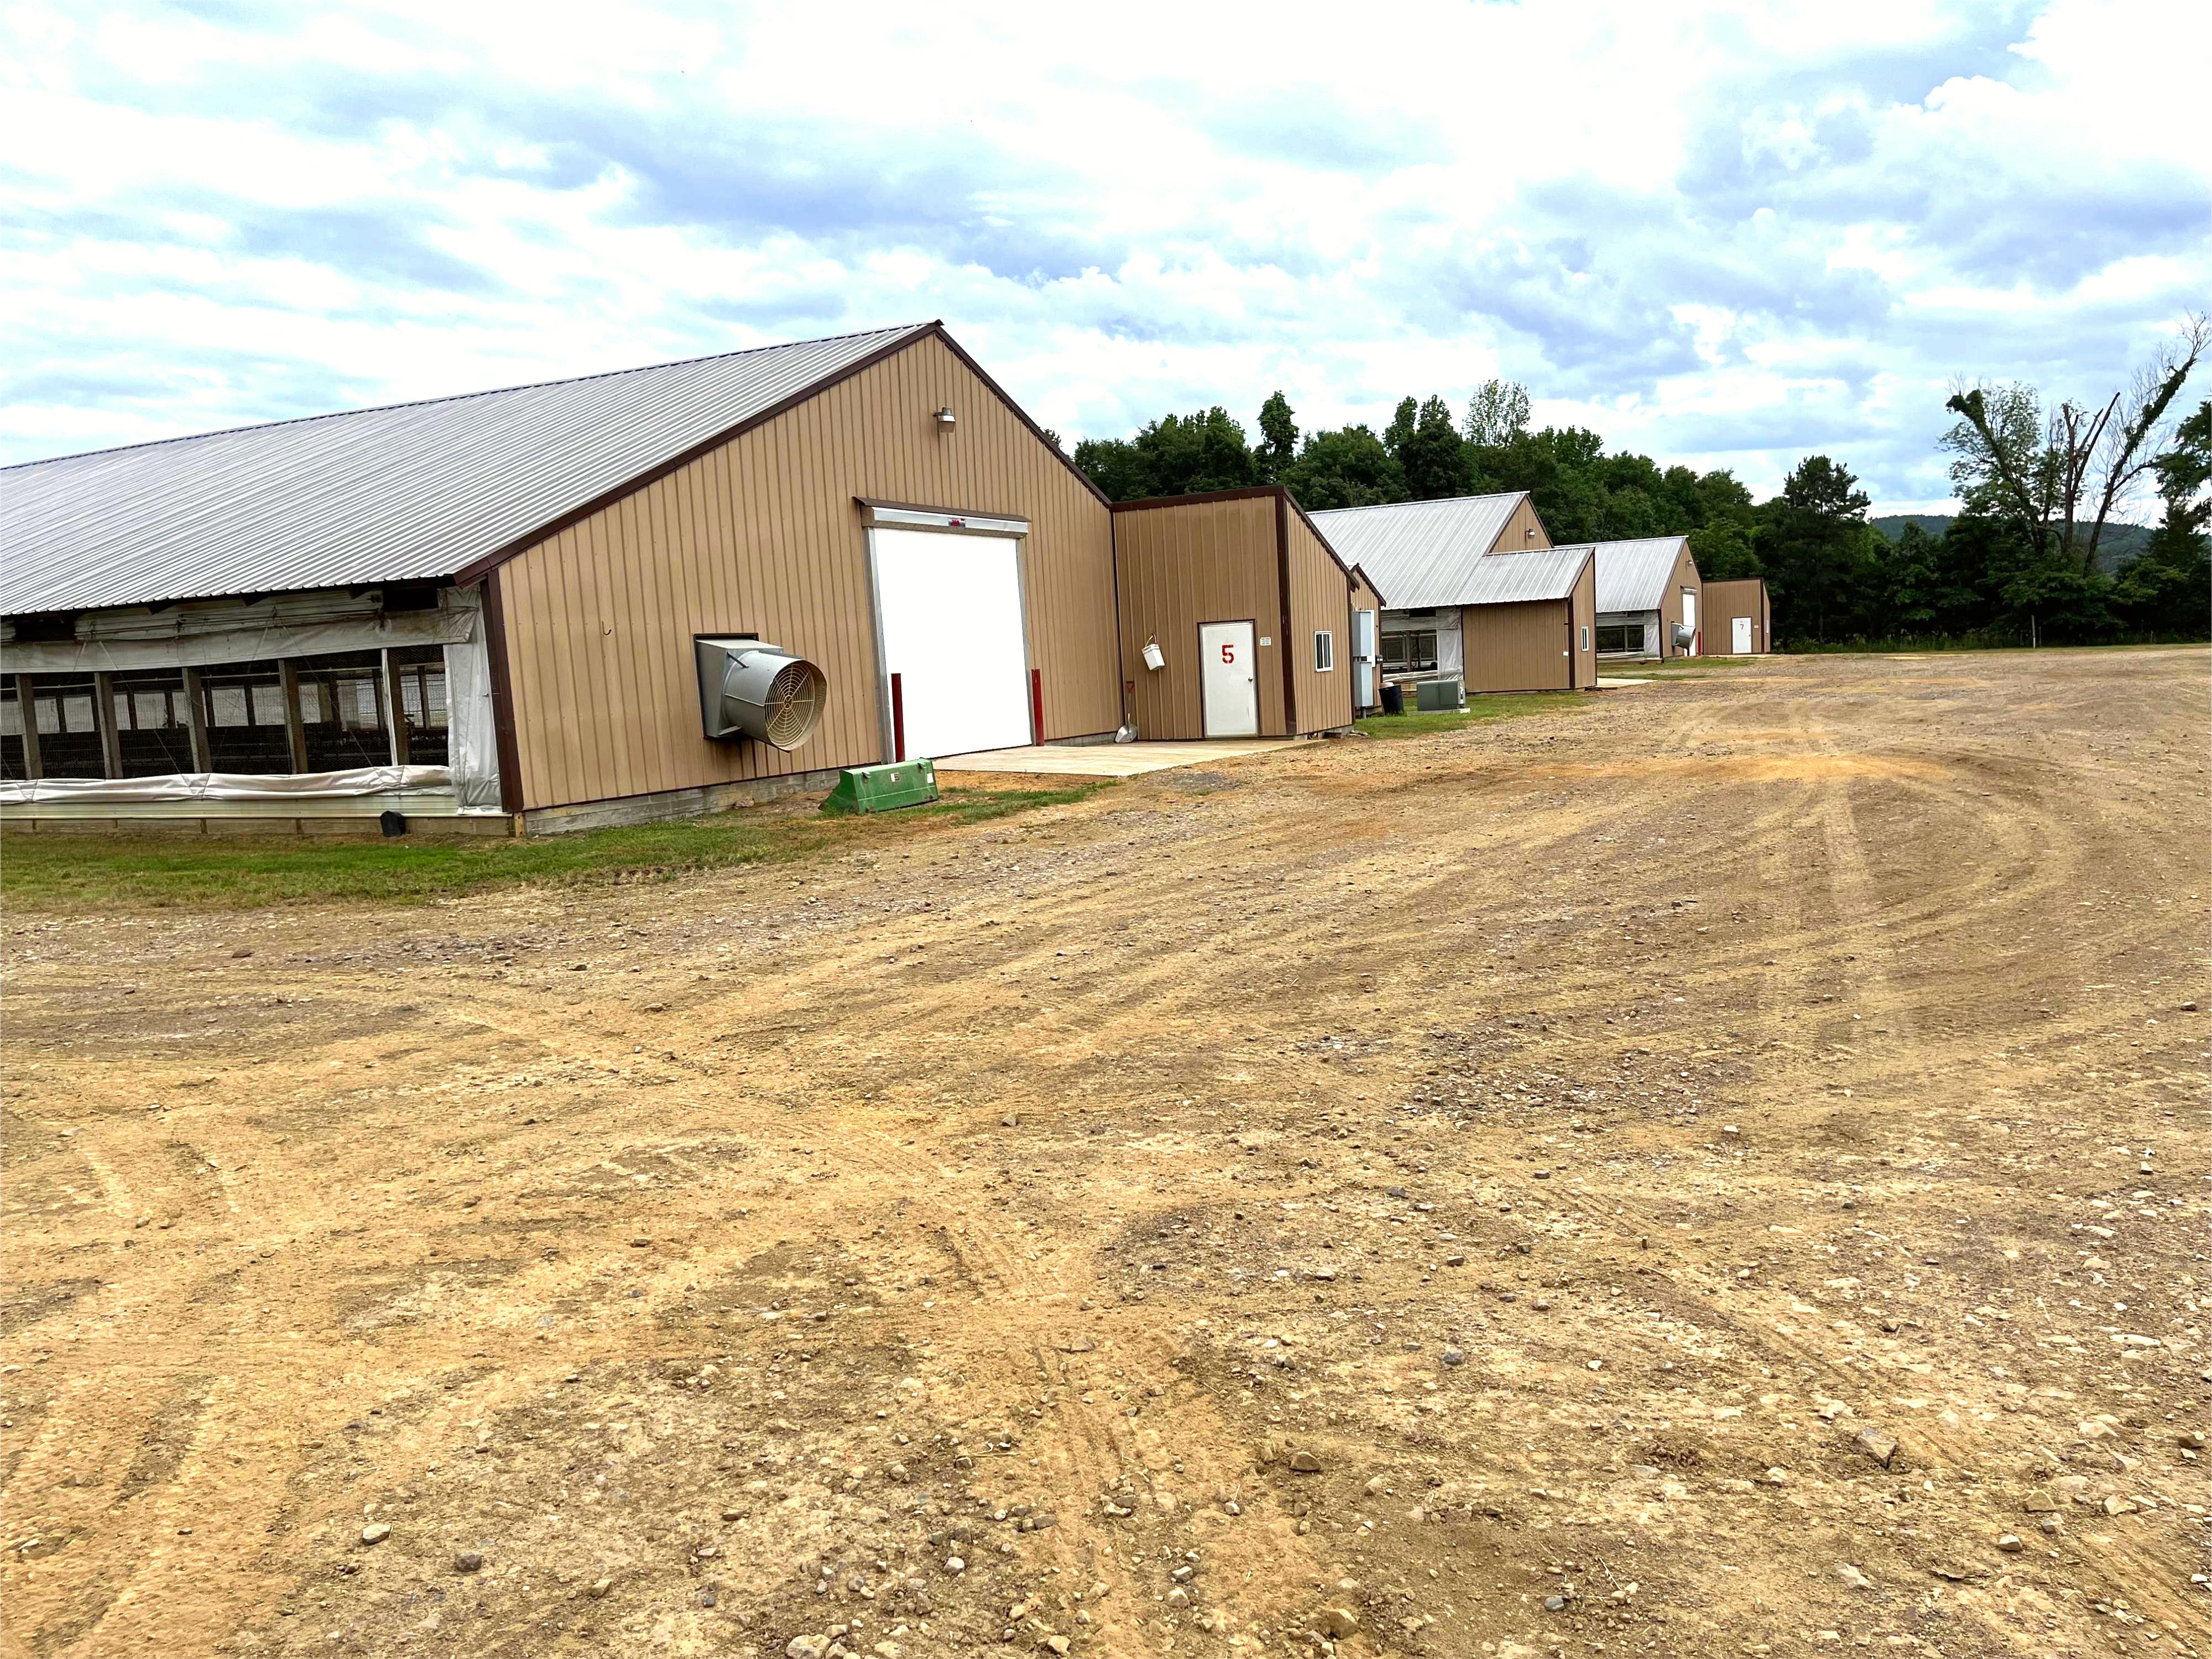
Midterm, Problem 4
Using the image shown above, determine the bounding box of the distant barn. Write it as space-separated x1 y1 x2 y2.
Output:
1313 493 1597 697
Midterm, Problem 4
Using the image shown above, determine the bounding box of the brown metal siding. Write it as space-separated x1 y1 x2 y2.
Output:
1490 495 1553 554
1463 598 1572 692
1285 505 1354 733
1702 577 1770 653
494 332 1118 811
1661 542 1704 658
1112 494 1285 740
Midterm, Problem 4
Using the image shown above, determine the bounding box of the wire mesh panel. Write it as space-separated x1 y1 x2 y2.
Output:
1 680 24 780
25 675 106 778
111 670 196 776
296 650 390 770
390 644 449 765
199 660 293 773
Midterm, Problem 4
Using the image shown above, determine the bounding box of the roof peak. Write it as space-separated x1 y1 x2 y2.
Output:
1309 489 1524 518
8 321 937 473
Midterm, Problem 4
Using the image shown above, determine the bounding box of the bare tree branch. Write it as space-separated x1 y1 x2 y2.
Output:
2083 312 2209 571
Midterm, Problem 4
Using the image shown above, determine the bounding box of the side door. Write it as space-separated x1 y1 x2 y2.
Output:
1198 620 1259 738
1732 614 1752 654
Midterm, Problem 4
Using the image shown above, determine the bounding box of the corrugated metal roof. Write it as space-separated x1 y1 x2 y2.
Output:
1448 543 1592 604
1590 536 1693 613
1 323 931 614
1307 493 1532 609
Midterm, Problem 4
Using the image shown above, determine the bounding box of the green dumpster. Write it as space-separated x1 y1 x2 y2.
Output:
821 758 938 815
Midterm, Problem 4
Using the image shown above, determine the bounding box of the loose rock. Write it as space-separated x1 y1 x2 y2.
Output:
1849 1426 1898 1468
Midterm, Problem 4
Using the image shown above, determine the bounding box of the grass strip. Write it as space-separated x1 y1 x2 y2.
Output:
0 782 1107 912
1353 691 1588 739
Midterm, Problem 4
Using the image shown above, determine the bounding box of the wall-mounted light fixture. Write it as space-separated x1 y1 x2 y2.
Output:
933 406 957 429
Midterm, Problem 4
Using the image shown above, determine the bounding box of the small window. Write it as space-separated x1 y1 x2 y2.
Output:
1313 630 1334 672
1580 625 1590 650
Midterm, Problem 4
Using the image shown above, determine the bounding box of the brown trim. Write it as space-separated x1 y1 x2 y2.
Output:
276 659 309 771
1109 484 1280 513
479 571 526 815
382 648 408 765
90 669 122 778
890 671 906 762
14 672 43 779
1282 489 1370 598
450 324 939 587
923 326 1114 509
1274 492 1298 735
855 495 1027 525
179 664 212 771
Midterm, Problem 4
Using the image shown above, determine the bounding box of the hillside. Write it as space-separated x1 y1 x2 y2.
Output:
1872 514 2153 572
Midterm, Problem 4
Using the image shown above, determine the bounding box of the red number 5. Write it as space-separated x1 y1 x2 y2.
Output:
1220 643 1236 664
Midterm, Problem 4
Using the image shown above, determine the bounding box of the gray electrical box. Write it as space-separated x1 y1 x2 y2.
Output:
1415 677 1464 712
694 637 828 750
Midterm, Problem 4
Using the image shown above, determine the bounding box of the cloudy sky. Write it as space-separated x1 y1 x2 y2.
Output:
3 0 2204 509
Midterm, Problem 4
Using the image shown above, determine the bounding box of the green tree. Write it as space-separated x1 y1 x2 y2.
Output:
1255 392 1298 483
1758 456 1879 643
1383 397 1418 460
1281 425 1404 509
1682 469 1760 577
1469 425 1610 541
1941 316 2206 573
1072 406 1259 501
2113 398 2212 637
1394 395 1472 500
1877 521 1944 630
1465 379 1530 447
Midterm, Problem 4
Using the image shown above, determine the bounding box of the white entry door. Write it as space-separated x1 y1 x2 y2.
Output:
1731 614 1753 654
1198 620 1259 737
1681 588 1698 655
872 526 1032 758
1354 608 1377 707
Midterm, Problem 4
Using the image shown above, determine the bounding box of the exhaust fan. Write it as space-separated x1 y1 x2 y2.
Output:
695 637 827 750
1671 622 1695 650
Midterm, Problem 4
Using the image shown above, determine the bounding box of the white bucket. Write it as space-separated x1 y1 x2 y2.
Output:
1141 640 1165 671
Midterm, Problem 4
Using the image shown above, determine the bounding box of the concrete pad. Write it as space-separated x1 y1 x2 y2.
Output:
1594 676 1655 690
932 739 1298 778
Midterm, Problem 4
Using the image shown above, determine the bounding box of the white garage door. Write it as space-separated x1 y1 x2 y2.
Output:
871 526 1032 759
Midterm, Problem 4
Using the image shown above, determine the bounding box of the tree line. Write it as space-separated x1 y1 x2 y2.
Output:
1070 322 2209 648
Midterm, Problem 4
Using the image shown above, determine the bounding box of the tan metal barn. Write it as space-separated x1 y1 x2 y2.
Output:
1701 577 1771 655
1310 492 1595 695
1592 536 1704 660
1 322 1137 834
1110 486 1372 740
1453 546 1599 691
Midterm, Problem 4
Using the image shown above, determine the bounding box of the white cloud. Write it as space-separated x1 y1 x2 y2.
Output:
0 0 2205 513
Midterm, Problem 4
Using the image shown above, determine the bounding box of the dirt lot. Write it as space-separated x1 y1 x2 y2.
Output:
4 647 2207 1659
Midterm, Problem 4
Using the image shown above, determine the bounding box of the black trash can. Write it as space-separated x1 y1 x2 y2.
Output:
1380 683 1404 716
